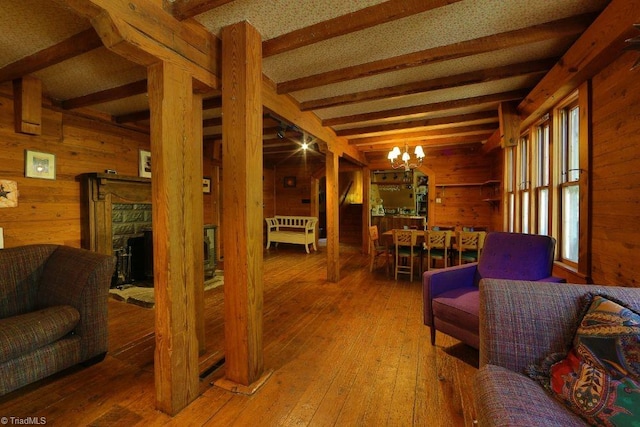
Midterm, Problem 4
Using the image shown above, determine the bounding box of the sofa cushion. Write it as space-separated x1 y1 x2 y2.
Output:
475 364 587 427
0 305 80 364
432 287 479 332
530 294 640 426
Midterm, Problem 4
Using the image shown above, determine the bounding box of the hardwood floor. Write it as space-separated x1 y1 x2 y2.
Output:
0 243 479 426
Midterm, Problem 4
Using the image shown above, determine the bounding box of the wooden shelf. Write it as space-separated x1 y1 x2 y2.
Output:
372 181 412 185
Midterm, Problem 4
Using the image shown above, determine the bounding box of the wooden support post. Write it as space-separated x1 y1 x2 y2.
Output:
148 61 202 415
326 150 340 282
310 177 320 249
13 76 42 135
215 21 271 394
362 166 371 255
499 101 520 147
193 93 206 355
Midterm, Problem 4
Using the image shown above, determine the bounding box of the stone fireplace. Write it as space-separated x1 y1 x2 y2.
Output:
82 173 216 286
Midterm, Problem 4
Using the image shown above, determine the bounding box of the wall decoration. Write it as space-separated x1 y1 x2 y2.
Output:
203 177 211 194
0 180 18 208
283 176 296 188
25 150 56 180
139 149 151 178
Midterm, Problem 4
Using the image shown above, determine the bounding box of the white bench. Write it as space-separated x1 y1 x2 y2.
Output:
265 215 318 253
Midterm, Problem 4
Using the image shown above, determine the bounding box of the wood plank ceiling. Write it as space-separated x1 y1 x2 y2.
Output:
0 0 610 167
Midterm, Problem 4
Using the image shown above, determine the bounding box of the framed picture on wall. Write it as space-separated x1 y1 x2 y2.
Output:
25 150 56 180
283 176 296 188
139 149 151 178
203 177 211 194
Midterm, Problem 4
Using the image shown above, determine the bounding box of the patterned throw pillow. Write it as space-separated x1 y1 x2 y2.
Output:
529 294 640 426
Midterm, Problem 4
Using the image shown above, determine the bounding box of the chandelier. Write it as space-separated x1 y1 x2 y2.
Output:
387 143 425 171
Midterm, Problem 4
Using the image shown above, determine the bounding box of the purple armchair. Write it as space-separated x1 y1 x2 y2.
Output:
422 232 564 349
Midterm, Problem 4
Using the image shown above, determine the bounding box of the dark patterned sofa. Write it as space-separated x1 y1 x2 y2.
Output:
474 279 640 426
0 244 115 396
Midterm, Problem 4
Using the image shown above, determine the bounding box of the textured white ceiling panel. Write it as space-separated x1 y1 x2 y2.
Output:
289 38 572 103
33 48 147 103
261 0 607 82
195 0 388 39
315 75 543 120
0 0 91 68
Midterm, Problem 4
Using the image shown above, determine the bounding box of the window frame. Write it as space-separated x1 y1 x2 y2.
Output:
551 83 591 275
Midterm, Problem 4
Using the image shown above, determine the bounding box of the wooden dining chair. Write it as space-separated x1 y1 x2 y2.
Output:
423 230 452 270
455 231 486 265
393 229 418 281
368 225 391 274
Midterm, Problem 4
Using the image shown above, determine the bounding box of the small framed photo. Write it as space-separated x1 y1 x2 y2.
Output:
139 149 151 178
283 176 296 188
203 177 211 194
25 150 56 180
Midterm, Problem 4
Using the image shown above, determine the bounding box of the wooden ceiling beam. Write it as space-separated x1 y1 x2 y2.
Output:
61 79 147 109
261 76 366 165
115 96 224 123
278 14 593 94
0 28 102 83
336 110 498 137
348 123 497 146
263 0 461 58
322 89 528 127
519 0 640 129
58 0 220 90
358 135 490 152
301 58 557 111
170 0 235 21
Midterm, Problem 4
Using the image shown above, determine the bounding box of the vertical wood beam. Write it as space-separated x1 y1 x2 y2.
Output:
310 177 320 250
13 76 42 135
362 166 371 255
216 21 270 393
148 61 201 415
193 93 206 355
326 150 340 282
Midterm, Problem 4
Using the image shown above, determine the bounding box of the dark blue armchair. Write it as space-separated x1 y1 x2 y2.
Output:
422 232 564 349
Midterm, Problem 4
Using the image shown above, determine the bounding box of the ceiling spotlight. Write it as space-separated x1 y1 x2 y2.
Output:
302 142 309 150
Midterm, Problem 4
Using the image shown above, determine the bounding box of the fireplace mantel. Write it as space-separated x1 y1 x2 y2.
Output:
81 173 151 255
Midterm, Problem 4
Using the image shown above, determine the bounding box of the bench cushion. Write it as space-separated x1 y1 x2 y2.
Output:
0 305 80 364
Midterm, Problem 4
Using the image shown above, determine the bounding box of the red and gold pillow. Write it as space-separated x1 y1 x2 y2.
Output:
531 294 640 426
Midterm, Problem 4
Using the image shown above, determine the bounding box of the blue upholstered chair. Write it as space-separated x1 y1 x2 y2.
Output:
422 232 564 349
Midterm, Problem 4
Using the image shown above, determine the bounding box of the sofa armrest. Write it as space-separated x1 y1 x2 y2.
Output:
36 246 115 359
422 263 477 326
479 279 640 373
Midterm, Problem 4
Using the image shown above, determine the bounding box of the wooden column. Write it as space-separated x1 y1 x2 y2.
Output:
310 177 320 250
215 21 271 394
326 150 340 282
362 166 371 255
193 93 206 355
148 61 202 415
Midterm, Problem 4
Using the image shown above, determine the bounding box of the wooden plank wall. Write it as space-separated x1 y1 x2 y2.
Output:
424 146 502 231
273 162 322 216
590 52 640 288
0 83 216 249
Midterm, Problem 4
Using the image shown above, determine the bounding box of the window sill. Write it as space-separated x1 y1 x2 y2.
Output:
553 261 591 284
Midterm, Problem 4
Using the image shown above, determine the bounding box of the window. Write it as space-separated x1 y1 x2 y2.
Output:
558 101 580 264
534 118 550 235
505 146 515 232
518 135 530 233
